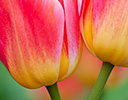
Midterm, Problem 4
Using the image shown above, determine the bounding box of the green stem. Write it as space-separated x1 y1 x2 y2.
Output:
46 82 61 100
88 62 114 100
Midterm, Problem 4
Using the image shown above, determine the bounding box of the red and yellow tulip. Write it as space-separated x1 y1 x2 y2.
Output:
80 0 128 66
0 0 82 89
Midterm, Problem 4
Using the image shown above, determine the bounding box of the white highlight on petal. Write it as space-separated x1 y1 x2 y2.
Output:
78 0 82 14
54 0 65 75
0 40 4 47
62 0 79 77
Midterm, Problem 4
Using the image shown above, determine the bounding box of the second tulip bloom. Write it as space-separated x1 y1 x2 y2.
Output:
80 0 128 66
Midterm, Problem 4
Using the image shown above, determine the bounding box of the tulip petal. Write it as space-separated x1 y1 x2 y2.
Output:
93 0 128 66
0 0 64 88
78 0 83 14
80 0 95 55
58 0 83 81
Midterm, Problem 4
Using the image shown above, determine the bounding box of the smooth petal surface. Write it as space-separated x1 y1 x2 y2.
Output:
78 0 83 14
0 0 64 88
80 0 95 55
93 0 128 66
58 0 83 81
81 0 128 66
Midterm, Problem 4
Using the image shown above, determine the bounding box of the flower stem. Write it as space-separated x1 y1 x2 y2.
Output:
46 82 61 100
88 62 114 100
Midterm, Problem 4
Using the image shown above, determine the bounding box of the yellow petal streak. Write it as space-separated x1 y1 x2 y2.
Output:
58 44 69 81
66 42 83 78
80 0 95 55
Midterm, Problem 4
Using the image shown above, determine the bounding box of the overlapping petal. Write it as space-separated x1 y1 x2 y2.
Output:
80 0 95 55
58 0 83 81
81 0 128 66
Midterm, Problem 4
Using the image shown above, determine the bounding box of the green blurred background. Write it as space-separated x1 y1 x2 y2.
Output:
0 61 36 100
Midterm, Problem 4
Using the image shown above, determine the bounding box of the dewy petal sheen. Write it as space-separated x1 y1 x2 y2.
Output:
0 0 82 89
80 0 128 66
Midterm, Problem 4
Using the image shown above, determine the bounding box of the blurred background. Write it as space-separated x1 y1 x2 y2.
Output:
1 46 128 100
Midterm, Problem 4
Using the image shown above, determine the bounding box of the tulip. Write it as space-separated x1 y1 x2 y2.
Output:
80 0 128 66
0 0 82 89
80 0 128 99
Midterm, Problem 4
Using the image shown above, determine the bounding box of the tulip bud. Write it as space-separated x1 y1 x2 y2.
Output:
0 0 82 89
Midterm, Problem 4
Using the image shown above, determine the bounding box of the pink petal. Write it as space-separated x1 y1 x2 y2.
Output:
58 0 83 80
0 0 64 88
